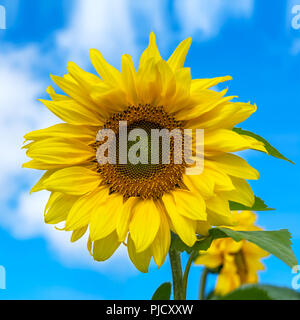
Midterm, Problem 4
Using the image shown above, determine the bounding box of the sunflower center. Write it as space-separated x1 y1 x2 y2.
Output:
234 250 248 283
93 105 187 200
117 120 164 179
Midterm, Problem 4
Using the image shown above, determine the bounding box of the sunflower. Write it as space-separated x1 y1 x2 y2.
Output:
23 32 266 272
194 211 269 295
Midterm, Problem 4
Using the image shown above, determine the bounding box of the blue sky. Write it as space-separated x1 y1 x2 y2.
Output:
0 0 299 300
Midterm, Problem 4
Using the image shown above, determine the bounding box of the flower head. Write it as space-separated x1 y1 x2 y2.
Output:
23 33 266 272
195 211 269 295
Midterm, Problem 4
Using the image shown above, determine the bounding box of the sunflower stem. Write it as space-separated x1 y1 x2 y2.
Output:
169 249 184 300
182 252 197 299
199 267 209 300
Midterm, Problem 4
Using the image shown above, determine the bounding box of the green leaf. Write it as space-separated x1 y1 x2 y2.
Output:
171 228 297 269
217 228 298 268
229 196 275 211
233 127 294 164
215 284 300 300
152 282 171 300
171 229 226 254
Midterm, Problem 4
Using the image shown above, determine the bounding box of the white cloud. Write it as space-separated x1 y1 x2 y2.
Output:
0 46 56 202
57 0 138 68
6 190 136 276
174 0 254 39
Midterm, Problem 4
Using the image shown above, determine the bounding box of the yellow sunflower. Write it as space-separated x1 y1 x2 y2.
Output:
23 32 266 272
195 211 269 295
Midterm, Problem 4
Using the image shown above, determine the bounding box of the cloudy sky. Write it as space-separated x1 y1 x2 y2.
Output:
0 0 299 299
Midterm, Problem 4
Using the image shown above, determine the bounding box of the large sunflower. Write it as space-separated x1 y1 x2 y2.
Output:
23 33 266 272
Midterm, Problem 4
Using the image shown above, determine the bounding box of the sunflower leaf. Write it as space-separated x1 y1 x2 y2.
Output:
233 127 294 164
229 196 275 211
215 228 297 268
172 229 297 269
170 230 226 254
212 284 300 300
151 282 172 300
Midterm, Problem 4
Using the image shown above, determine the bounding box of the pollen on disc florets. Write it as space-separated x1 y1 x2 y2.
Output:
92 104 188 200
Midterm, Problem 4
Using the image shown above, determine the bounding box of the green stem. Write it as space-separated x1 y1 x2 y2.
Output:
182 252 197 299
169 249 184 300
199 267 209 300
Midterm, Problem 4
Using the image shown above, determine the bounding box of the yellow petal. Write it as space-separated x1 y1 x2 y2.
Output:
183 174 215 199
67 61 102 90
210 153 259 180
241 135 268 153
220 238 243 254
167 37 192 71
24 123 97 143
39 99 104 125
191 76 232 92
42 167 101 196
191 102 256 130
196 221 211 236
92 231 121 262
206 195 234 226
204 129 263 155
165 68 191 113
207 211 236 227
89 194 123 241
136 58 162 105
175 90 234 121
46 85 69 101
172 190 207 221
195 253 222 269
151 211 171 267
71 226 88 243
30 170 56 193
139 32 162 69
65 187 108 230
87 237 92 255
116 197 139 242
22 159 67 170
129 200 161 252
127 234 152 273
26 138 95 165
162 195 197 247
90 49 123 87
90 87 127 114
45 192 78 224
44 192 59 214
223 177 255 207
121 54 137 104
221 102 257 129
232 210 257 229
243 241 269 259
156 60 176 104
50 75 96 109
205 161 235 192
216 266 240 295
